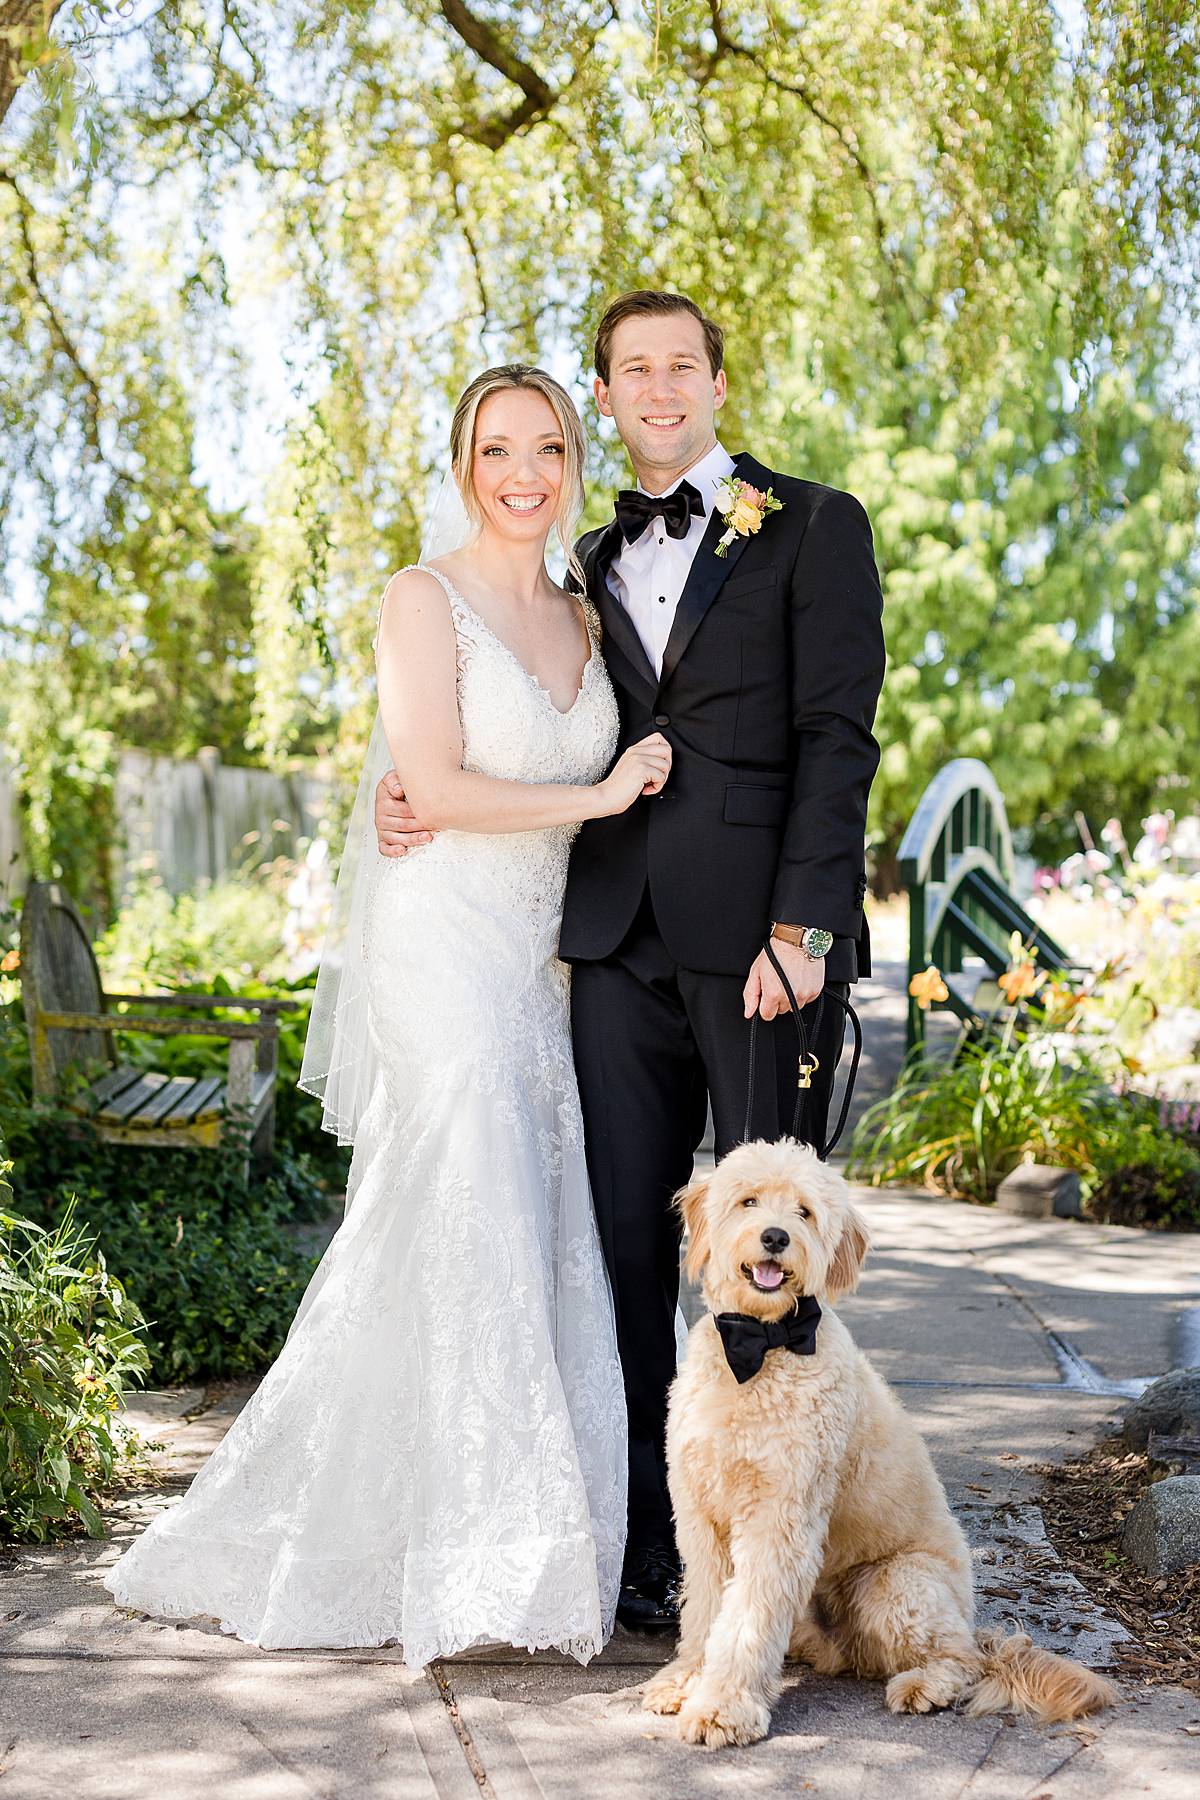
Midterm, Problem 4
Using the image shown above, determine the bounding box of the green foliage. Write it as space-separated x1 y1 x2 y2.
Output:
848 1031 1200 1227
847 1035 1111 1203
96 873 295 992
1087 1100 1200 1231
6 1112 323 1385
1 882 338 1384
1138 921 1200 1015
772 271 1200 872
3 1 1199 880
0 1196 151 1543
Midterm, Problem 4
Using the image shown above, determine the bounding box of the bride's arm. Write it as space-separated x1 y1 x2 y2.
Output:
376 568 669 834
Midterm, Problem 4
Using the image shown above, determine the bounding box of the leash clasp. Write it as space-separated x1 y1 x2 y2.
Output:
797 1052 820 1091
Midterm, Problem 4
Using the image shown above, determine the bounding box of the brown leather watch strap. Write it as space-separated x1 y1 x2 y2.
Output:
769 923 807 948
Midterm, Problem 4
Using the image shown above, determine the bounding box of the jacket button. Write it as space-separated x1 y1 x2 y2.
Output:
654 713 670 727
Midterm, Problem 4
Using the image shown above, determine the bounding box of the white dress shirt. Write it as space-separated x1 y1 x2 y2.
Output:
607 441 736 679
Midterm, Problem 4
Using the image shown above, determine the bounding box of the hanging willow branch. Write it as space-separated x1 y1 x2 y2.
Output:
438 0 561 149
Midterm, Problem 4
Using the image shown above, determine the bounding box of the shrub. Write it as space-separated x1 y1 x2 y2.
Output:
847 1034 1109 1203
95 869 293 990
1087 1095 1200 1230
58 1181 322 1382
848 1031 1200 1228
0 1194 151 1541
7 1117 323 1385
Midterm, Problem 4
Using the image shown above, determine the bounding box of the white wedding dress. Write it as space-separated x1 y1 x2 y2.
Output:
105 564 628 1662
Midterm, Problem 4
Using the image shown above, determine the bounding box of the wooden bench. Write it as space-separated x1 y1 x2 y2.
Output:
19 881 301 1170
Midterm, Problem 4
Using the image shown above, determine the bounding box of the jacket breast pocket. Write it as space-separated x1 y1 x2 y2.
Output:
721 568 778 602
723 783 791 827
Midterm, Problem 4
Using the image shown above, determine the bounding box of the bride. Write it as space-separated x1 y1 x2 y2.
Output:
105 364 671 1662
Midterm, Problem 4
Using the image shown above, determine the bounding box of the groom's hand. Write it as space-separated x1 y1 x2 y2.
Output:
374 771 435 857
743 941 825 1020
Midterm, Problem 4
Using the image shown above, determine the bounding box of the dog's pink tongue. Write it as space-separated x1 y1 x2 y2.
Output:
753 1261 784 1289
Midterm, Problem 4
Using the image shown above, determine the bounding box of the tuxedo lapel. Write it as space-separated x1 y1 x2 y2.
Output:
584 519 658 699
657 451 772 693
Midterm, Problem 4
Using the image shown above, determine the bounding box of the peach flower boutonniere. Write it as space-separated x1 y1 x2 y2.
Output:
712 477 784 558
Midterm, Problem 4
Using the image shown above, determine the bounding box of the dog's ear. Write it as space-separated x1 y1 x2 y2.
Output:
824 1203 871 1301
677 1174 712 1282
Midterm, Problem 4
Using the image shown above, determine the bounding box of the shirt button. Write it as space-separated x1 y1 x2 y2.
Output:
658 536 664 545
654 713 670 727
658 595 666 604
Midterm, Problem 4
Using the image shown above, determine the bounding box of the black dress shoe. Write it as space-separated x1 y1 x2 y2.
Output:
616 1545 682 1631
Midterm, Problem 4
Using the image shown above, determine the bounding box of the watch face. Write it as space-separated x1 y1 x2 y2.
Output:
805 928 834 959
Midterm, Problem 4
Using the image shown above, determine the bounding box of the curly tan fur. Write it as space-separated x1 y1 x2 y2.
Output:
644 1140 1118 1748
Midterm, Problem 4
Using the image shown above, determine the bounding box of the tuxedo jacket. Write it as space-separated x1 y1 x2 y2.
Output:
559 452 886 982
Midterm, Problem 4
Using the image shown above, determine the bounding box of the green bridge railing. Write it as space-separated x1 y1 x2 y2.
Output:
898 758 1073 1051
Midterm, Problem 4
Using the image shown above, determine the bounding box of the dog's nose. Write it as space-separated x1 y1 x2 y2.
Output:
760 1227 790 1256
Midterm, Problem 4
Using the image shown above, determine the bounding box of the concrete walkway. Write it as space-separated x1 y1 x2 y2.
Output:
3 1187 1199 1798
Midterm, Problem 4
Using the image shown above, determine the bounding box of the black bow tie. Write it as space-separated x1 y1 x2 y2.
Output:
614 480 704 544
713 1296 822 1384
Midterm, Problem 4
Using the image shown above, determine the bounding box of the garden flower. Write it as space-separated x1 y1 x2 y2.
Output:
1043 981 1087 1022
0 950 18 972
909 965 949 1009
998 961 1046 1003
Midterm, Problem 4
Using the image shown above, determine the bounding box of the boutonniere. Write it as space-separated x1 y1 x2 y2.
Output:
712 477 784 558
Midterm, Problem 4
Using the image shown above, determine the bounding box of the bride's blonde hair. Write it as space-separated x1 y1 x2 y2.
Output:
450 365 588 590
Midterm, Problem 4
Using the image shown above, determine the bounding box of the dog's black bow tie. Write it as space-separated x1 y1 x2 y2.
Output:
614 480 704 544
714 1296 822 1384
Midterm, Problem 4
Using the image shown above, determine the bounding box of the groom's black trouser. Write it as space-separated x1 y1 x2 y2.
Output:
569 887 850 1561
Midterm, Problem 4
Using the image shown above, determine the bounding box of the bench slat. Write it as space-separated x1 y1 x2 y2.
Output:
162 1074 225 1124
98 1070 170 1123
134 1074 204 1126
91 1069 275 1130
85 1065 145 1112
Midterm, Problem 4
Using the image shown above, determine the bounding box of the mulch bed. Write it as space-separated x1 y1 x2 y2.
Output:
1038 1439 1200 1695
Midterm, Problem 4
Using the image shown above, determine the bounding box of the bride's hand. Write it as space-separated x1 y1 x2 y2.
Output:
595 733 672 815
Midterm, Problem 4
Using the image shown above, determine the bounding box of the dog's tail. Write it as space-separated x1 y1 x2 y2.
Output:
964 1628 1118 1724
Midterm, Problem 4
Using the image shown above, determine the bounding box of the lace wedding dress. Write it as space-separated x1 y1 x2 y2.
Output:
105 564 627 1661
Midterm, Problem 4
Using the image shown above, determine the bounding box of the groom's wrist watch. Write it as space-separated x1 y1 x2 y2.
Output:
771 923 834 960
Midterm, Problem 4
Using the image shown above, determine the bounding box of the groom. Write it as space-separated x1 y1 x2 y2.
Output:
375 290 886 1630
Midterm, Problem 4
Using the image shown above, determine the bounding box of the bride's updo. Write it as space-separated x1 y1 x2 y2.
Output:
450 365 588 587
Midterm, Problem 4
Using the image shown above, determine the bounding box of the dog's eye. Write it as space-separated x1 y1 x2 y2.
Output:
740 1195 758 1208
796 1206 810 1220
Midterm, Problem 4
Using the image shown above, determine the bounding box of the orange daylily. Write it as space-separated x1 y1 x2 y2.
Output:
998 960 1046 1003
0 950 18 973
909 965 949 1009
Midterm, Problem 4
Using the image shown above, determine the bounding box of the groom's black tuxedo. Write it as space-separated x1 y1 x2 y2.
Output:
560 453 884 981
562 450 886 1560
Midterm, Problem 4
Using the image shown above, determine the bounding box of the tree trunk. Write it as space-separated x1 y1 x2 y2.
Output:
1 2 69 127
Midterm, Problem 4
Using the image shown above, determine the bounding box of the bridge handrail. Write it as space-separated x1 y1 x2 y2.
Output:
897 758 1014 888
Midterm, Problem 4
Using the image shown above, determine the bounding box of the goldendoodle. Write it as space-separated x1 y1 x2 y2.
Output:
643 1138 1117 1748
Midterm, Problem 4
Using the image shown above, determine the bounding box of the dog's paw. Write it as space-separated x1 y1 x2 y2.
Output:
677 1689 771 1748
885 1667 954 1715
642 1664 697 1716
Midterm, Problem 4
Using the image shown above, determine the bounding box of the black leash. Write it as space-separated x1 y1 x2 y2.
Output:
743 937 863 1160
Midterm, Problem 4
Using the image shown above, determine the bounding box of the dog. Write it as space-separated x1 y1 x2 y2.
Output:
642 1139 1117 1749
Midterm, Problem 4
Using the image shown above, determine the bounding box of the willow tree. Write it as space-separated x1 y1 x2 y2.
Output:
2 3 1197 884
